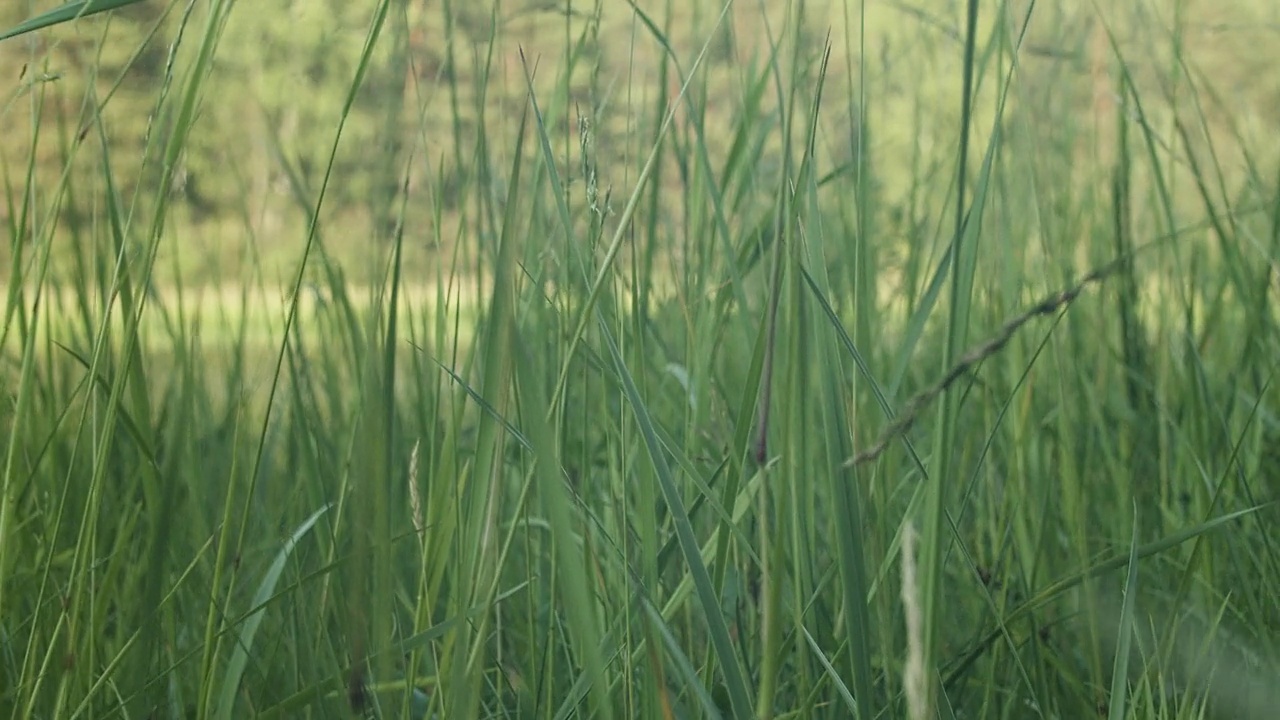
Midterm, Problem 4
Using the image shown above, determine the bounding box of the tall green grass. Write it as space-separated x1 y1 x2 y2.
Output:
3 1 1278 719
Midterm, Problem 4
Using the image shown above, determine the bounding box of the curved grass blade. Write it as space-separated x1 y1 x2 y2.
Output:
944 504 1268 688
0 0 146 41
215 503 332 720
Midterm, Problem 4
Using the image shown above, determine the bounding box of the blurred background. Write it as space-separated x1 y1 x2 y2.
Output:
4 1 1276 291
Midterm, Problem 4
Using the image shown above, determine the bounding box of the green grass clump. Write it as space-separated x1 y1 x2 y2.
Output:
2 1 1279 719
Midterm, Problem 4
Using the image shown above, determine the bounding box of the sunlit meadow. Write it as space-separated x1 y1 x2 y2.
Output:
2 1 1278 719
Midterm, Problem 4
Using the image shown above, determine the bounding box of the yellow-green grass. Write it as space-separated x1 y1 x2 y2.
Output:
2 2 1279 720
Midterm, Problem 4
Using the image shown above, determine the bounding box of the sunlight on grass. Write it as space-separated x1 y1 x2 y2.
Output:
2 1 1278 719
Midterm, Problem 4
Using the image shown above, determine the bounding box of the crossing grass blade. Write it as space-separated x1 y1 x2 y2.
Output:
600 320 756 719
944 504 1269 688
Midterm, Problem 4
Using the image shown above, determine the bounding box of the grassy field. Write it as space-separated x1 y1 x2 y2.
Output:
2 1 1279 719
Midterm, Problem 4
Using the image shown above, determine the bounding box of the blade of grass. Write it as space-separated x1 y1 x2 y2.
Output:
1106 505 1141 720
0 0 147 41
215 504 332 720
599 318 755 719
512 323 617 720
443 67 528 720
539 3 733 417
944 504 1268 687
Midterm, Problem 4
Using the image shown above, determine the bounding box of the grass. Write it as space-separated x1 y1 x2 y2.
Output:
3 0 1280 719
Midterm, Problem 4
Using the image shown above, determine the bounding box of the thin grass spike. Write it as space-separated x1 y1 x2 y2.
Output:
844 258 1126 468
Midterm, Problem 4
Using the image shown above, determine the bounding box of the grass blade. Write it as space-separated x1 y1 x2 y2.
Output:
215 503 332 720
599 319 755 719
1106 506 1141 720
0 0 146 41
